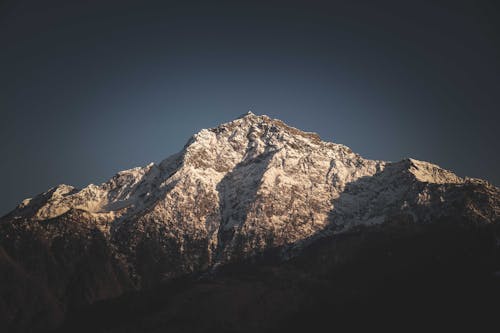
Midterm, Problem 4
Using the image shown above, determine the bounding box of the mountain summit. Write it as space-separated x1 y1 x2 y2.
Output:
1 114 499 332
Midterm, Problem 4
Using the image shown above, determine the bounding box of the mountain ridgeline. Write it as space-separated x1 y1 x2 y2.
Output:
1 113 499 332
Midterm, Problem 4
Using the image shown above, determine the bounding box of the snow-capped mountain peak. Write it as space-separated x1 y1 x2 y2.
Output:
2 114 498 283
1 114 498 333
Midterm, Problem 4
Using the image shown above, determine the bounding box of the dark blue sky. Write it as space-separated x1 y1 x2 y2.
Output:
1 0 499 215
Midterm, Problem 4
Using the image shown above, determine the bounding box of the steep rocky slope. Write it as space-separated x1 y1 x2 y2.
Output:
1 112 499 332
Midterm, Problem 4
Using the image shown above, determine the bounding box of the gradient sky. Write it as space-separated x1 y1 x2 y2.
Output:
1 0 499 215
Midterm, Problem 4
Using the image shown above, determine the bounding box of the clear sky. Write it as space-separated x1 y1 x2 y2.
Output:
1 0 499 215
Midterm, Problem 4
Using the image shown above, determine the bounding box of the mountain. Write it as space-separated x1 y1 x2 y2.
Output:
1 112 499 332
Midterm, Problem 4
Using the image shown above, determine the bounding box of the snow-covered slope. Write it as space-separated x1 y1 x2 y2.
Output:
1 112 499 328
4 113 499 262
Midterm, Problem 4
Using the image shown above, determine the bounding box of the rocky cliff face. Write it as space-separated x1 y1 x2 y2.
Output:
1 112 499 332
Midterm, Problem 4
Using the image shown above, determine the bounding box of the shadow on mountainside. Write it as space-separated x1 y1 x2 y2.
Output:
215 143 278 262
56 216 500 333
53 164 500 333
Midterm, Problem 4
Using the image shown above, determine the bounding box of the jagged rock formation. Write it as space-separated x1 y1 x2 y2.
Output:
1 112 499 332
